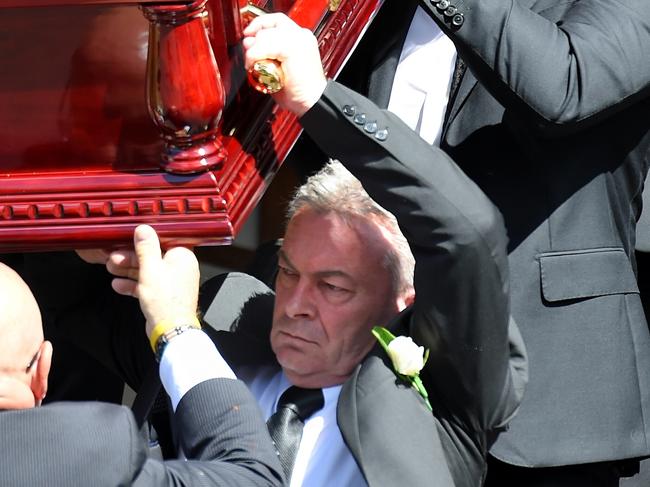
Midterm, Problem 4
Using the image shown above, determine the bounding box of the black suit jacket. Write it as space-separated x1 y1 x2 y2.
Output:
0 379 283 486
326 0 650 468
50 80 526 486
48 83 527 487
202 80 527 487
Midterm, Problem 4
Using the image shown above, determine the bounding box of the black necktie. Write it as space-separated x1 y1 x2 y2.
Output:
266 386 324 481
443 57 467 130
450 56 466 99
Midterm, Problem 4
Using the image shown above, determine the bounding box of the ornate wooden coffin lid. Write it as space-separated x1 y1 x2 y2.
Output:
0 0 381 251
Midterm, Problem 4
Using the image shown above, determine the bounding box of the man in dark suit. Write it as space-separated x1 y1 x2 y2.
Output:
93 13 525 486
279 1 650 485
0 226 284 487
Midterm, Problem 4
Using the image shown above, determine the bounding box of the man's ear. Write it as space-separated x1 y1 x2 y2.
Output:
397 290 415 311
31 341 52 406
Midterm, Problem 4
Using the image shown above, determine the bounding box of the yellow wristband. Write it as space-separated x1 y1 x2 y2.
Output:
149 316 202 353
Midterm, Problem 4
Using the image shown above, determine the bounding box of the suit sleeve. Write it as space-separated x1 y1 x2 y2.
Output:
421 0 650 131
133 378 284 487
300 80 525 439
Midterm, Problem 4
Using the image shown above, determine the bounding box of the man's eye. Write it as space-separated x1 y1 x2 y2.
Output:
323 282 348 293
278 265 297 277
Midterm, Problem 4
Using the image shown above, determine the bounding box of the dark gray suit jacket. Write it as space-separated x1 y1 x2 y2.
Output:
49 78 525 486
330 0 650 468
0 379 283 487
204 80 527 487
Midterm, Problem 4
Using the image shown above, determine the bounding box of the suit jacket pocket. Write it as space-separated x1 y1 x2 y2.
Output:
539 247 639 302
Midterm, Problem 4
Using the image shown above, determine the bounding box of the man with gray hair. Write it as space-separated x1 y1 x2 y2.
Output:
99 59 525 487
99 151 523 486
205 141 524 487
74 13 525 487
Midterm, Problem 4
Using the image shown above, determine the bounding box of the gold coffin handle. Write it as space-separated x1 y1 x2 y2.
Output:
241 4 285 94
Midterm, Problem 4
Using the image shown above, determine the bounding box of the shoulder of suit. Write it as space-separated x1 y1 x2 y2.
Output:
0 402 142 485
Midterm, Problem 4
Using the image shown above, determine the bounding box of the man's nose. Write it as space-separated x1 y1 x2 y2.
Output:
284 280 316 319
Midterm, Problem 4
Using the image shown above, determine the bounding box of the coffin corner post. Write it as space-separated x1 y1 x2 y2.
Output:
141 0 227 174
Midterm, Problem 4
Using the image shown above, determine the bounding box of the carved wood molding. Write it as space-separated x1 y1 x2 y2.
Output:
0 171 232 250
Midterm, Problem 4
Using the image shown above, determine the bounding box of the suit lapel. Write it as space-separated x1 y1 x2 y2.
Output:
441 62 477 139
337 350 456 487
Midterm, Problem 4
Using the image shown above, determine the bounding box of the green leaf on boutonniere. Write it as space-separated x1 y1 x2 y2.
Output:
412 375 430 407
372 326 396 352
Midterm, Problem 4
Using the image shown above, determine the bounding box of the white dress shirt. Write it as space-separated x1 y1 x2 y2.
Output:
159 329 236 411
387 6 456 146
239 366 367 487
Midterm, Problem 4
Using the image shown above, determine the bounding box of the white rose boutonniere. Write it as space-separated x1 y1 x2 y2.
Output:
387 336 425 376
372 326 432 411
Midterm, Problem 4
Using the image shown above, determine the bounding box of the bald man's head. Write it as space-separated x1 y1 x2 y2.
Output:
0 263 51 409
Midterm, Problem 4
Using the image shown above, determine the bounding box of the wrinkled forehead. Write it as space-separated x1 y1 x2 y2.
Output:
282 209 394 276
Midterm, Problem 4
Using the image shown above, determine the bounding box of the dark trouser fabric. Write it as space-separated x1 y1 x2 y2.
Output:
485 455 632 487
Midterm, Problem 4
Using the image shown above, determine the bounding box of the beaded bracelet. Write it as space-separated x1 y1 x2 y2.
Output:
149 317 202 362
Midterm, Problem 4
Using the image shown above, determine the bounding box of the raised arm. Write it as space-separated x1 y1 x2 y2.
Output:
111 225 284 487
243 13 525 437
302 83 524 434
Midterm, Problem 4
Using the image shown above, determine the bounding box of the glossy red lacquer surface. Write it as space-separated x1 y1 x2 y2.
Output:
0 0 178 7
0 0 382 251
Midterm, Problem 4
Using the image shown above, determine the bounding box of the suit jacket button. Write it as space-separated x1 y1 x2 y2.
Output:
375 128 388 141
343 104 356 116
353 113 367 125
364 121 378 134
451 13 464 27
429 0 442 5
437 0 450 10
444 5 457 16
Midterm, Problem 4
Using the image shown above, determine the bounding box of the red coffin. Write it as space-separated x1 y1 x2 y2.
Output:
0 0 381 251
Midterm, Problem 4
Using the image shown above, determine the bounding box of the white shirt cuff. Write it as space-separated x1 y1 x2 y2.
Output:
159 329 236 411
